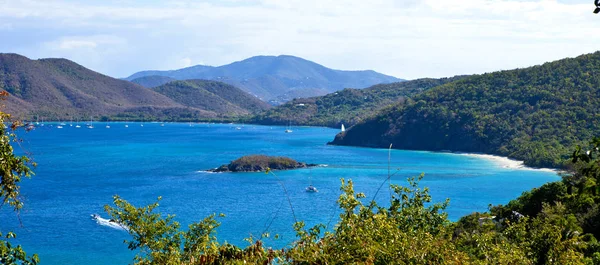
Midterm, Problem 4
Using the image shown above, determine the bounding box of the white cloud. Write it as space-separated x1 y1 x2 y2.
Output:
0 0 598 79
58 40 97 50
179 57 193 68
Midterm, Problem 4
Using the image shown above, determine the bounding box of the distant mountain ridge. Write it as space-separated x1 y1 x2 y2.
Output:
0 53 269 121
125 55 402 103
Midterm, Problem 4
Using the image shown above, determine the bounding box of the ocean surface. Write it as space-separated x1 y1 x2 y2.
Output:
1 122 560 264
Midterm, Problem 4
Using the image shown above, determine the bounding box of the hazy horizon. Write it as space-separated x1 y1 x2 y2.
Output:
1 0 598 79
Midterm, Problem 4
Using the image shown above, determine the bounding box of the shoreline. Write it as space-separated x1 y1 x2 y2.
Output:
455 152 559 173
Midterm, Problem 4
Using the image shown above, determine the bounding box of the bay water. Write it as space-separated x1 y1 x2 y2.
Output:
1 123 559 264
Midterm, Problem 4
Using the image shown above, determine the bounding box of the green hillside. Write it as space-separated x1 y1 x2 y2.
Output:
153 80 271 116
249 77 464 127
331 52 600 168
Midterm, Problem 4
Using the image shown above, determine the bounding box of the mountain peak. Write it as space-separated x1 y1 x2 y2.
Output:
126 55 402 102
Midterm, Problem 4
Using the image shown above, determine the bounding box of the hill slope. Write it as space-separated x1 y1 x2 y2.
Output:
0 53 190 119
0 54 265 121
131 75 176 88
330 52 600 168
153 80 271 116
125 55 401 102
249 77 464 128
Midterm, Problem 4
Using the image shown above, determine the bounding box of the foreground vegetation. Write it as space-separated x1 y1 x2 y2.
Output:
103 137 600 264
332 52 600 168
0 91 38 264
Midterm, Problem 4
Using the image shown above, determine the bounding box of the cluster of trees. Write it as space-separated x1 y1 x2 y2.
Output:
211 155 313 172
248 77 464 128
332 52 600 168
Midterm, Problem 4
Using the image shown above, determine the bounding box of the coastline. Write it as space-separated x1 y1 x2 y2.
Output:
455 153 559 173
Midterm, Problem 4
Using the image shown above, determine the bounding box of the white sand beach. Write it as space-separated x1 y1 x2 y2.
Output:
457 153 558 173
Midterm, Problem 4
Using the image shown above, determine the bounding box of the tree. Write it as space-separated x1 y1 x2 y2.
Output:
0 91 38 264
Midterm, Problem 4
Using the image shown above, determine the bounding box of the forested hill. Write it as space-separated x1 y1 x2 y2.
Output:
330 51 600 168
152 80 271 115
248 76 465 128
126 55 402 103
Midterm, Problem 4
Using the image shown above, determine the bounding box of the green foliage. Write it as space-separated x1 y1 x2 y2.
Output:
0 232 39 265
0 92 38 264
333 52 600 168
104 196 278 265
487 137 600 262
110 170 600 264
250 77 464 128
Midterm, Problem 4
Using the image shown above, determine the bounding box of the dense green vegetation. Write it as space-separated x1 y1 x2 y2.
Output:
249 77 464 128
332 52 600 168
0 92 38 264
105 138 600 264
126 55 401 102
210 155 314 172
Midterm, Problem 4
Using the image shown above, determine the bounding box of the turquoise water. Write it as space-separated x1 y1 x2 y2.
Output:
1 123 559 264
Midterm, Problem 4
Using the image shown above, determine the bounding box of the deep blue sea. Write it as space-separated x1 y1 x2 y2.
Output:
1 122 559 264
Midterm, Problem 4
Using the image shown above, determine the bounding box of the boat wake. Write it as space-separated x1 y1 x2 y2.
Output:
91 214 129 231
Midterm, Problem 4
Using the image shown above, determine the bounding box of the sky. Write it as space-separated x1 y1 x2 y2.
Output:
0 0 599 79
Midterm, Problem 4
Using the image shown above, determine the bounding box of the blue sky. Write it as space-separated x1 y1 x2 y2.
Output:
0 0 598 79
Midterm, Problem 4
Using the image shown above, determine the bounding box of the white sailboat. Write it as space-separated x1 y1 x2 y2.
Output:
306 169 318 192
285 121 293 133
341 124 345 132
75 118 81 128
87 117 94 129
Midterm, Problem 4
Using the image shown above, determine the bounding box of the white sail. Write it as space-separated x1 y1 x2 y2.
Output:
341 124 345 132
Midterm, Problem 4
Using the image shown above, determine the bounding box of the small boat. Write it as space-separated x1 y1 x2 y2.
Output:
306 169 318 192
87 117 94 129
59 122 67 126
285 121 293 133
341 124 345 132
91 214 129 231
236 126 242 130
106 125 110 129
56 125 63 129
125 124 129 128
75 124 81 128
160 123 165 127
